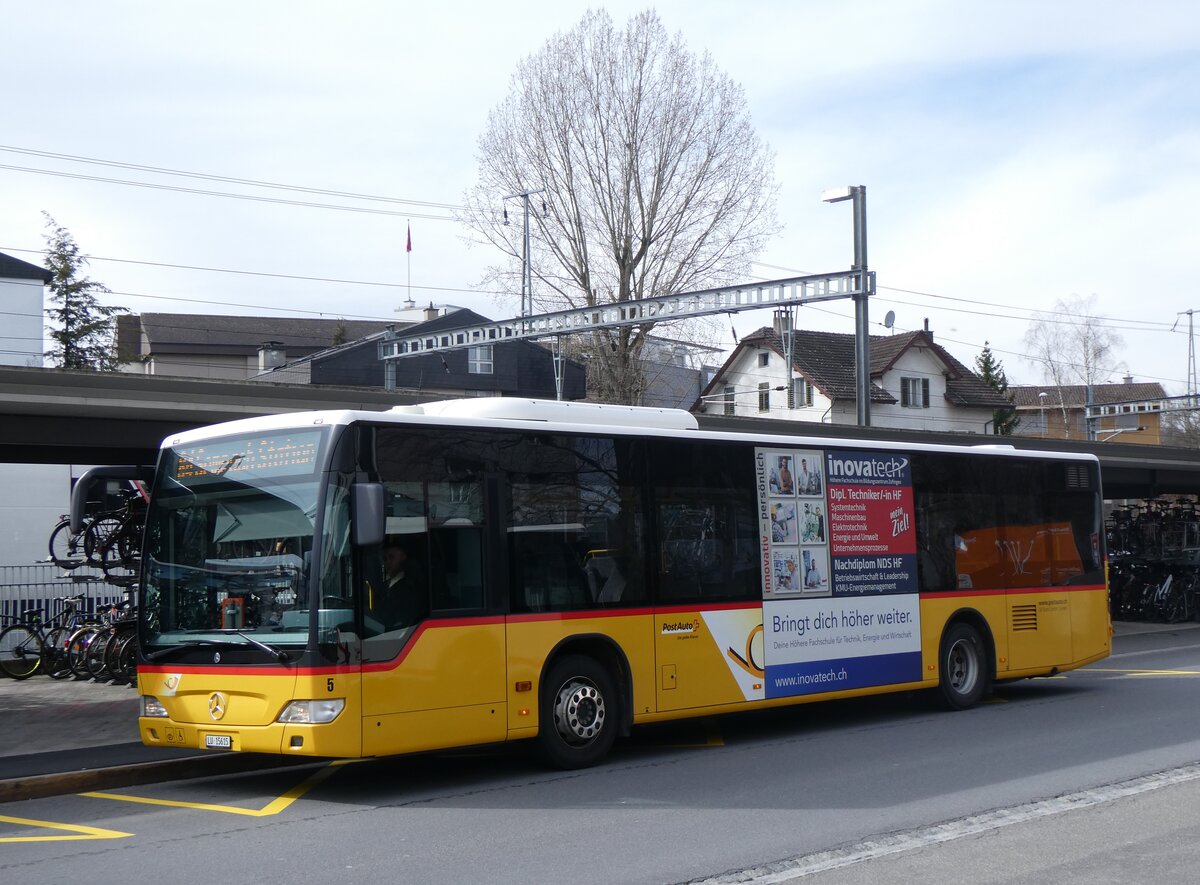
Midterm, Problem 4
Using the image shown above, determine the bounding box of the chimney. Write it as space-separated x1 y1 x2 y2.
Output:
1123 373 1134 384
424 302 440 321
772 309 793 336
258 341 286 371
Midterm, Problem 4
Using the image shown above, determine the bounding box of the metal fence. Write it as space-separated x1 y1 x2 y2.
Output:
0 563 129 626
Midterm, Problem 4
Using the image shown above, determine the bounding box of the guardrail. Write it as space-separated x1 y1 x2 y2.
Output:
0 563 128 625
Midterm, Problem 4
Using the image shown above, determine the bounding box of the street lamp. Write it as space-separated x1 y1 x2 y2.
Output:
1099 426 1146 442
1038 391 1048 437
822 186 870 426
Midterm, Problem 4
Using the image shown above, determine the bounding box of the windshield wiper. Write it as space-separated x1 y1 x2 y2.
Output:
224 630 290 662
144 635 290 664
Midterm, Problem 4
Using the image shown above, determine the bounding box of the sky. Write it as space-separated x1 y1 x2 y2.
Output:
3 0 1199 394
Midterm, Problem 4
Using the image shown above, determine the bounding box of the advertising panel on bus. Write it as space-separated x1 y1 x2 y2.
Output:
754 447 922 699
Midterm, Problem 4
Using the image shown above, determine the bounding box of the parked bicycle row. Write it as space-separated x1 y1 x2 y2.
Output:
47 481 147 585
1109 557 1200 623
0 592 138 685
1106 497 1200 561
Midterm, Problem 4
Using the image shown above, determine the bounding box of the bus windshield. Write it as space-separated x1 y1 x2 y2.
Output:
141 428 328 658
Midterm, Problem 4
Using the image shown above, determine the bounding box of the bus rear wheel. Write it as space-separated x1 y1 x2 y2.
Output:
938 622 990 710
537 655 617 769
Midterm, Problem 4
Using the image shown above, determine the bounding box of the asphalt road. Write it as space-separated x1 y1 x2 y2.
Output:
5 622 1200 884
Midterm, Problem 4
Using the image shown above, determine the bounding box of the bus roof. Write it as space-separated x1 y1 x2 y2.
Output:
160 397 1099 464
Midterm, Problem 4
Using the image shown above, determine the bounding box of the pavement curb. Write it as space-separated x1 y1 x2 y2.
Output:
0 752 315 804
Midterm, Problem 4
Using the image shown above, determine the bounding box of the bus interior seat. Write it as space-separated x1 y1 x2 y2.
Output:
585 554 625 604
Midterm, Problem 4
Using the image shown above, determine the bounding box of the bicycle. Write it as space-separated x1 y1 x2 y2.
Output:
0 594 90 680
85 488 146 582
48 514 90 570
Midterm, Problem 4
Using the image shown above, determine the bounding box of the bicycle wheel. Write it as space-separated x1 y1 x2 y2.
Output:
85 630 112 680
105 627 133 684
42 626 75 679
100 532 139 579
84 517 122 567
67 626 99 678
49 518 86 569
116 631 138 687
0 624 43 679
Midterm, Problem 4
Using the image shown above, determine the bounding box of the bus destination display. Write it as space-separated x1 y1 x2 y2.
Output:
173 432 322 482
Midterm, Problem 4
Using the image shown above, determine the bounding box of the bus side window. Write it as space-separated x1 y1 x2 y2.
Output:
505 435 645 613
649 440 758 604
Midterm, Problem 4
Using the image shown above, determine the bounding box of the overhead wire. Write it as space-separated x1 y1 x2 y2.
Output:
0 144 467 210
1 144 1187 388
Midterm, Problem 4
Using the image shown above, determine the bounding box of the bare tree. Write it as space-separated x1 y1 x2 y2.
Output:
1023 294 1124 436
1162 409 1200 449
462 9 778 403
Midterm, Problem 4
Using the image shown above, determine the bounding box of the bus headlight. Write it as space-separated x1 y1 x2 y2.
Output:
142 696 169 718
277 699 345 724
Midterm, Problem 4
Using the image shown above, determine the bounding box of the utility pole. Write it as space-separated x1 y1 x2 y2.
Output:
822 186 872 426
503 189 545 318
1176 309 1198 409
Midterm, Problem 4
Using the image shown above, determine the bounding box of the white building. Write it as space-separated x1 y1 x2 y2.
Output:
695 323 1009 434
0 251 48 368
0 252 77 566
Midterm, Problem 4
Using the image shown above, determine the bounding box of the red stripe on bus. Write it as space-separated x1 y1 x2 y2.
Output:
919 583 1105 600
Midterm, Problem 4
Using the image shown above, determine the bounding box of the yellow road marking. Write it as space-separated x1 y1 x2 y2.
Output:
0 814 132 843
81 760 353 817
1087 668 1200 676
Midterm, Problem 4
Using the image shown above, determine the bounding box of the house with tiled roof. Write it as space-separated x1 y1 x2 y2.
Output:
115 313 402 380
254 306 588 400
1010 378 1168 443
694 322 1010 433
0 251 50 368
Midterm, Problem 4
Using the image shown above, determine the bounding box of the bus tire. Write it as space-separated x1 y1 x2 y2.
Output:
938 621 989 710
537 654 617 769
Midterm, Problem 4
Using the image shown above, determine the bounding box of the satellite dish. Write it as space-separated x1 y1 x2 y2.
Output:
883 310 896 330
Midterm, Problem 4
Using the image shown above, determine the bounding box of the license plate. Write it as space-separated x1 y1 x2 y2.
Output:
205 734 232 750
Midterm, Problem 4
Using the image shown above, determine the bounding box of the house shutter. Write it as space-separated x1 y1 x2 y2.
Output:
900 381 910 408
922 378 930 408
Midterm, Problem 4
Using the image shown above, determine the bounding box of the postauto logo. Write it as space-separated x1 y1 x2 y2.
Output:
661 618 700 636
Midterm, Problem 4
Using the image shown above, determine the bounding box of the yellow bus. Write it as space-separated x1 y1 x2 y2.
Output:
137 398 1110 768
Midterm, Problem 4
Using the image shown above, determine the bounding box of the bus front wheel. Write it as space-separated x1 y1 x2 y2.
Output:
537 655 617 769
938 622 990 710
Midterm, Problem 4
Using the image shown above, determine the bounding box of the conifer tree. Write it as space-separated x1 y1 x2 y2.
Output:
976 341 1019 435
42 213 125 371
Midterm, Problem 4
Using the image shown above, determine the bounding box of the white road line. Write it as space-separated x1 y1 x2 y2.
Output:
690 763 1200 884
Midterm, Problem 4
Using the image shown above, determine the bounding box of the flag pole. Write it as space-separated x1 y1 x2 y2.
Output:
406 220 412 307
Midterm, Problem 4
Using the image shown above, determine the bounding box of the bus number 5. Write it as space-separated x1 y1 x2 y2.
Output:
327 678 334 692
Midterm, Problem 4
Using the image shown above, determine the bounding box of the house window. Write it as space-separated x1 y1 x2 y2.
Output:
758 382 770 413
758 352 770 367
468 345 493 375
788 378 814 409
723 386 735 416
900 376 930 408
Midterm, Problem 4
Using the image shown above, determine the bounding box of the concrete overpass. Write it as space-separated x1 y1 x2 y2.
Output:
0 365 424 465
1 365 1197 499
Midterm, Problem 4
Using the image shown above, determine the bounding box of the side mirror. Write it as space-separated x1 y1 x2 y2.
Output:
351 483 385 547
